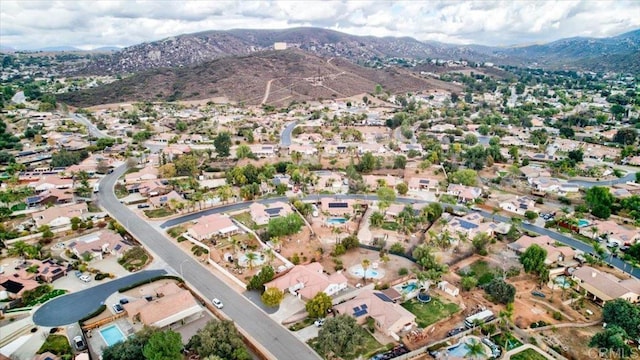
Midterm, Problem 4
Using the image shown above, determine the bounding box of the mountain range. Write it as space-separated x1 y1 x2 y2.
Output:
78 27 640 75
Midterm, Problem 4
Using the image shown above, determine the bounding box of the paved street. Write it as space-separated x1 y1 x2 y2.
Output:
69 113 109 139
98 165 321 360
280 121 297 146
33 269 166 326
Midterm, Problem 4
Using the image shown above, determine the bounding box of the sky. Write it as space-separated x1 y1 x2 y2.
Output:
1 0 639 50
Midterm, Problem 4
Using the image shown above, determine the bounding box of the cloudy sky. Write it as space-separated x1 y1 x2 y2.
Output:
1 0 639 50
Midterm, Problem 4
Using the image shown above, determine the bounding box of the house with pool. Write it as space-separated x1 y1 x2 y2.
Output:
572 266 640 305
333 290 416 341
264 263 348 300
122 282 204 328
320 198 356 217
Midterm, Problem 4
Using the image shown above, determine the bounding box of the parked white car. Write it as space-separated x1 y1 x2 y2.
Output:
79 275 91 282
211 298 223 309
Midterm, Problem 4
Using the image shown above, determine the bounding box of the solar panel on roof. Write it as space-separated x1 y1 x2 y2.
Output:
419 179 430 184
115 244 122 251
265 207 282 215
374 292 394 302
361 304 368 309
354 309 368 317
328 202 348 208
458 220 478 230
26 196 41 204
160 196 167 202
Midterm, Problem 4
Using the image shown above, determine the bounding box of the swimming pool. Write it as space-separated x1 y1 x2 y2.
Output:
578 219 590 227
327 217 347 225
446 336 489 358
401 282 418 294
554 275 571 289
349 264 385 279
100 324 126 347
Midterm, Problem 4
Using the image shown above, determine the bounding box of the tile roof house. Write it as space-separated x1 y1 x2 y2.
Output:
443 212 497 241
249 201 293 226
126 180 171 197
14 259 67 283
124 166 159 183
124 282 203 328
363 175 402 190
499 196 537 215
0 274 40 299
32 202 88 228
264 263 348 300
572 266 640 305
28 176 73 192
68 231 131 260
580 220 640 246
33 352 60 360
250 144 277 158
320 198 355 216
25 187 74 208
508 235 575 265
149 191 187 209
446 184 482 203
407 177 439 192
333 290 416 340
187 214 239 241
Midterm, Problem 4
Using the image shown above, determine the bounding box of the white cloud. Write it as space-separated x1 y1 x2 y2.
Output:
0 0 638 49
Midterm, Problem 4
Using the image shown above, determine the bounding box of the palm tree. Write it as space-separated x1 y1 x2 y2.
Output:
465 338 485 359
590 226 599 240
245 252 258 270
370 211 384 228
8 241 32 259
264 248 275 265
361 258 371 284
216 185 233 204
269 236 281 252
291 150 302 165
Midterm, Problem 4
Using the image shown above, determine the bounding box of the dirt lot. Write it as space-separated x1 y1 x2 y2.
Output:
539 326 603 360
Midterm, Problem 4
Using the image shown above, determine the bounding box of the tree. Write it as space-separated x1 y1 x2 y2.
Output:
174 154 199 177
142 330 183 360
602 299 640 339
314 315 366 358
187 319 251 360
449 169 478 186
613 128 637 145
267 213 304 238
471 232 491 256
589 325 632 357
306 292 332 318
214 132 232 157
524 210 538 220
389 182 406 197
261 287 284 307
585 186 614 219
376 187 396 204
158 163 176 178
290 150 302 165
567 149 583 163
463 145 487 170
464 133 478 145
370 211 384 227
235 145 253 159
461 276 478 291
465 338 486 359
393 155 407 169
559 127 575 139
247 265 275 292
484 278 516 304
357 152 376 173
102 326 157 360
361 258 371 283
520 244 547 276
412 245 448 281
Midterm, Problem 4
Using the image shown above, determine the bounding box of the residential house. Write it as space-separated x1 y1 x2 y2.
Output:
33 352 60 360
124 166 159 183
124 282 203 328
572 266 640 305
313 171 344 192
14 259 67 283
187 214 239 241
288 144 318 156
66 154 114 174
443 212 497 241
32 202 88 227
68 231 132 260
250 144 277 158
264 263 348 300
162 145 191 161
398 143 423 154
28 176 73 193
519 165 551 180
0 274 40 300
25 188 74 208
126 180 171 197
249 201 293 226
149 191 187 209
320 198 355 216
580 220 640 246
333 290 416 340
446 184 482 203
508 235 575 265
407 177 439 192
363 175 402 190
499 196 537 215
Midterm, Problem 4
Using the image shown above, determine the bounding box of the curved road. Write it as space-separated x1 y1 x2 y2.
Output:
70 113 110 139
280 121 297 147
567 171 637 188
33 270 166 326
161 194 640 280
98 165 320 360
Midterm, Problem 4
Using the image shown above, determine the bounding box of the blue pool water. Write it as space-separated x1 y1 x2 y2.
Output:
448 343 471 357
349 264 385 279
578 219 590 227
100 324 126 347
401 282 418 294
327 217 347 225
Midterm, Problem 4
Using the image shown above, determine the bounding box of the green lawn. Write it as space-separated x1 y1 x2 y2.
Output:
167 225 187 238
460 260 499 286
492 332 523 351
381 221 399 231
118 246 149 271
233 211 262 230
510 348 548 360
288 317 314 331
402 297 460 328
144 207 176 218
37 334 72 356
114 184 129 199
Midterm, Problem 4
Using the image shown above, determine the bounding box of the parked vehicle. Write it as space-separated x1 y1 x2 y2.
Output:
314 318 325 327
79 275 91 282
531 290 546 298
447 327 465 337
119 298 129 305
73 335 86 351
112 304 124 314
137 203 150 209
211 298 224 309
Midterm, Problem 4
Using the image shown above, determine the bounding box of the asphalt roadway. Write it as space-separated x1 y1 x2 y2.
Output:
33 269 167 326
98 165 321 360
161 193 640 280
279 121 297 146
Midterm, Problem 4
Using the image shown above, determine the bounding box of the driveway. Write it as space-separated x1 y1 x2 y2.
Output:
33 269 166 326
293 324 320 342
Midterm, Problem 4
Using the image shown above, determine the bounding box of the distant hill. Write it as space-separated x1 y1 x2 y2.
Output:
76 27 640 75
58 49 462 107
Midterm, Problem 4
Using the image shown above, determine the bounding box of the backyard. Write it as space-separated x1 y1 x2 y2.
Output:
233 211 262 230
510 348 548 360
402 297 460 328
37 334 72 358
308 328 385 360
491 332 522 351
144 207 176 218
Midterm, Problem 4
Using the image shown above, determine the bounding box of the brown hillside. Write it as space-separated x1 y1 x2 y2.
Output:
58 49 463 107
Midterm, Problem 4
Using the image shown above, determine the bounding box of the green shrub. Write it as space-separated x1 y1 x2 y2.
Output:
118 275 183 293
398 268 409 276
79 305 107 325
